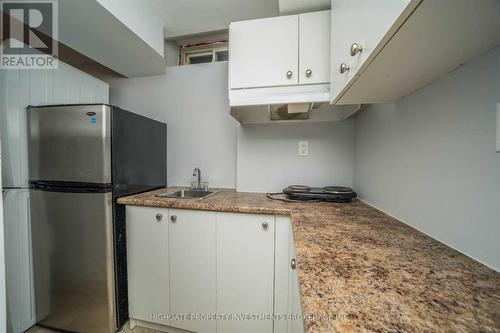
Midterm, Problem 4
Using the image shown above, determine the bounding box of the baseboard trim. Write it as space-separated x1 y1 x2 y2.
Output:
127 318 192 333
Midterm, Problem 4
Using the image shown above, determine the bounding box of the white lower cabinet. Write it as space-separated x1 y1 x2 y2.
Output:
126 206 303 333
169 209 217 333
126 206 170 326
217 213 275 333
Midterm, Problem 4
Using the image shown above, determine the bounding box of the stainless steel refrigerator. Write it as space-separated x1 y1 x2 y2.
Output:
28 104 166 332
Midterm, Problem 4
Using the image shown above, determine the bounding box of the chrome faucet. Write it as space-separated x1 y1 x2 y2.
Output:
193 167 201 189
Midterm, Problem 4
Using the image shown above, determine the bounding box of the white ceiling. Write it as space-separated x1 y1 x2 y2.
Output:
149 0 280 39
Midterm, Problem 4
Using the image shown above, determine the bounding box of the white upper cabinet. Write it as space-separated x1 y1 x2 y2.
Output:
229 11 331 90
299 10 331 84
230 15 299 89
330 0 413 102
330 0 500 104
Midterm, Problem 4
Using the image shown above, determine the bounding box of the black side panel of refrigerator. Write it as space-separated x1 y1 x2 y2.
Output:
111 106 167 198
110 106 167 328
112 203 128 329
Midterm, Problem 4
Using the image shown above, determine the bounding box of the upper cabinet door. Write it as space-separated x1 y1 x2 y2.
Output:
230 15 299 89
330 0 413 103
299 10 331 84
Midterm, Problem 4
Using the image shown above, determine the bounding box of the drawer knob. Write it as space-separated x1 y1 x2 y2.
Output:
350 43 363 56
262 222 268 229
305 69 312 77
286 71 293 79
340 63 350 74
155 214 162 222
291 258 297 270
170 215 177 223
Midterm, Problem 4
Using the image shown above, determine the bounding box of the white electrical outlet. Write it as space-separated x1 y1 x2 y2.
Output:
298 141 309 156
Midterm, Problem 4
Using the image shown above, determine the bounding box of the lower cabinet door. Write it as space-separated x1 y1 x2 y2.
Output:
216 212 275 333
169 209 217 333
126 206 170 325
288 227 304 333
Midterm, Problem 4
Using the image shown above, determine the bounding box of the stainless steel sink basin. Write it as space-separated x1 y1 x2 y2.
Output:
156 189 218 199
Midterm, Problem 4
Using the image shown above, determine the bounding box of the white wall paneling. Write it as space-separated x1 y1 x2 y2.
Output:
0 141 5 333
3 189 34 333
0 66 27 188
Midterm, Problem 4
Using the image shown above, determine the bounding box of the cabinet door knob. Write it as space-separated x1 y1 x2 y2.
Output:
291 258 297 270
262 222 268 229
340 63 350 74
350 43 363 56
286 71 293 79
305 69 312 77
170 215 177 223
155 214 163 222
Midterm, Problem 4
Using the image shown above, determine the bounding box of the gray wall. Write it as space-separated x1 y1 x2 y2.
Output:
237 121 354 192
110 61 356 191
110 61 238 188
353 46 500 271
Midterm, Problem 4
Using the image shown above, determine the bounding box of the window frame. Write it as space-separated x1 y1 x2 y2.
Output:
180 42 229 65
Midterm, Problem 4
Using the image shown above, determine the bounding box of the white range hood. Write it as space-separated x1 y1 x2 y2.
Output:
230 102 361 124
229 84 360 124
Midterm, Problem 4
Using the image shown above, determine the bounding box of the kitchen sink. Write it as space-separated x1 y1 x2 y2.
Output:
156 189 218 199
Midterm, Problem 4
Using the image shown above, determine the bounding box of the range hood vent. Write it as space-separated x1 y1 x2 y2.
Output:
230 103 361 124
270 103 312 121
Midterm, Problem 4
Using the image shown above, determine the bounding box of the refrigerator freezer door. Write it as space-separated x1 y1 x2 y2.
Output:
28 104 111 184
30 190 116 333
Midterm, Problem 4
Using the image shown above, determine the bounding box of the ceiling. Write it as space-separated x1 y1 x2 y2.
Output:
148 0 280 39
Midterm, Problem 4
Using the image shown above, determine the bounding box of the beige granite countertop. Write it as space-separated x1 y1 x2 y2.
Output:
118 188 500 333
